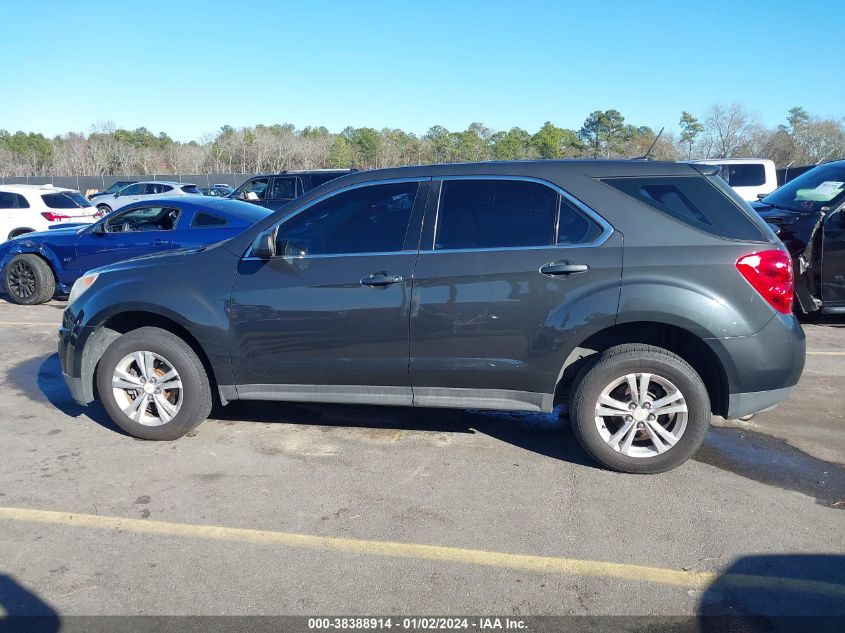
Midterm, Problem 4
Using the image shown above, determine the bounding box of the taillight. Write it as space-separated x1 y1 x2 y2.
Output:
736 250 794 314
41 212 71 222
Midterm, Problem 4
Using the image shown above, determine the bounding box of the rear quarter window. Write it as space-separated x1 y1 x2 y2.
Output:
720 163 765 187
601 175 765 241
192 212 228 227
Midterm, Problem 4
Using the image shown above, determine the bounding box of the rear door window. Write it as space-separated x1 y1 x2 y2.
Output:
434 179 558 250
601 175 765 241
270 177 299 200
0 192 29 209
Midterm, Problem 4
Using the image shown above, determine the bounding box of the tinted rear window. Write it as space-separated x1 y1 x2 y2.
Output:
192 212 228 227
601 175 765 241
720 164 765 187
41 192 92 209
181 185 202 194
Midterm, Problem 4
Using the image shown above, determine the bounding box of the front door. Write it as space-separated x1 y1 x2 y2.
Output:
821 207 845 307
228 179 429 404
409 177 622 411
266 176 301 211
72 206 178 272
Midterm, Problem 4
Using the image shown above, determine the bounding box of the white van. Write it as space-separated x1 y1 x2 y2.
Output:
690 159 777 201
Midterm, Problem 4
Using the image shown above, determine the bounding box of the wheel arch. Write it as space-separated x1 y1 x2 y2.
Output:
81 310 220 407
7 227 36 240
555 321 730 417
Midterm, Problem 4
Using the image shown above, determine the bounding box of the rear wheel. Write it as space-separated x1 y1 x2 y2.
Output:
3 254 56 305
96 327 212 440
96 204 112 217
569 344 711 474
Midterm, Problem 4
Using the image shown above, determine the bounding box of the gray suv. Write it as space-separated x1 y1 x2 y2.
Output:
59 160 805 473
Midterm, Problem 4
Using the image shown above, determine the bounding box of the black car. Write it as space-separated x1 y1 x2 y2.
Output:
752 160 845 316
88 181 137 201
59 160 805 473
230 170 356 210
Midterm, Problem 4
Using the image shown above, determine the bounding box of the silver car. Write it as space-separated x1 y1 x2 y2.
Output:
93 181 203 215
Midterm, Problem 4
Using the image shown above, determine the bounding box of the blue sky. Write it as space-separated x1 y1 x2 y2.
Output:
3 0 842 141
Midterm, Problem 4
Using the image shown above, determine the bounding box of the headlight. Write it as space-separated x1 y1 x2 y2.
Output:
68 273 99 305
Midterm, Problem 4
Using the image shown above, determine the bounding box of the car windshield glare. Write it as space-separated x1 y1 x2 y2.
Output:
763 163 845 213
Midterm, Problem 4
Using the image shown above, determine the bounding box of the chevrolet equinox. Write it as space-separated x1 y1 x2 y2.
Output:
59 161 806 473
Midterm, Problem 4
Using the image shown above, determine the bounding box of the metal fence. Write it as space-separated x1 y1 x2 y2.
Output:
0 173 258 194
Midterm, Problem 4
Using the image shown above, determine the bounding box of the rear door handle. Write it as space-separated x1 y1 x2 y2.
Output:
361 272 404 287
540 262 589 276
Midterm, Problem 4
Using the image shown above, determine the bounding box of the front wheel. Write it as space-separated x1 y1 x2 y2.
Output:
96 327 213 440
4 254 56 305
569 344 711 474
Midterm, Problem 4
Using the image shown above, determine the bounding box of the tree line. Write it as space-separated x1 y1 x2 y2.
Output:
1 104 843 178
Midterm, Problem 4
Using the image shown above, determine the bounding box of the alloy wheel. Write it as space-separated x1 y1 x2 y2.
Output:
112 351 183 426
8 261 36 299
594 372 688 458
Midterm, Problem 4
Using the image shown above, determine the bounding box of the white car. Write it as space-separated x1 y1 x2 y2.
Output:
93 181 204 215
0 184 98 242
689 159 778 201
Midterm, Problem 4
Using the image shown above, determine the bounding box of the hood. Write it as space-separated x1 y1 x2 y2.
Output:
90 240 230 275
750 201 806 226
8 226 83 244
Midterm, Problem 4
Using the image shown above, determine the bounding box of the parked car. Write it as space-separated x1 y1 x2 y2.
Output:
690 159 777 201
1 197 270 305
751 160 845 316
88 181 137 201
93 181 203 216
201 184 235 197
0 184 98 242
59 160 805 473
230 169 356 210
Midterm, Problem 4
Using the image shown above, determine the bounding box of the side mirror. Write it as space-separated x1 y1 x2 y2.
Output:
757 193 768 200
252 229 277 259
92 222 107 235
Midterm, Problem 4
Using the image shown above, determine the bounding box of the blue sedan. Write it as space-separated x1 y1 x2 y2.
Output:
1 197 272 304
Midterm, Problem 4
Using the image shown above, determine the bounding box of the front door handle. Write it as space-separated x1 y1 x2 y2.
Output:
152 239 168 246
540 262 589 276
361 272 404 287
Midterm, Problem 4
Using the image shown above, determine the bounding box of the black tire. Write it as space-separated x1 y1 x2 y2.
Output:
569 344 711 474
3 254 56 305
96 327 213 440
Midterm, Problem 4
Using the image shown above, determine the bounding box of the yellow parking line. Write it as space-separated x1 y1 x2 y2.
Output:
0 506 842 597
0 321 58 326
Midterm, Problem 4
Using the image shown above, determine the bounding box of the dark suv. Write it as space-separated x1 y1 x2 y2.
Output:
59 161 805 473
230 170 356 210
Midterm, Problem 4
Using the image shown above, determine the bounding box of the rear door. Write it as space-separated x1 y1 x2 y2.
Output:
409 177 622 411
821 207 845 307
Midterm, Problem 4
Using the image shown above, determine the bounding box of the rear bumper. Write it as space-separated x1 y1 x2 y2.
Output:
705 312 805 418
726 386 794 419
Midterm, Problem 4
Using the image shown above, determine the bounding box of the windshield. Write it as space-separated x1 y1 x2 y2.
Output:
762 162 845 213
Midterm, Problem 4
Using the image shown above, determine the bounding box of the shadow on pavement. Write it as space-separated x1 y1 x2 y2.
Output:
698 554 845 631
0 574 60 632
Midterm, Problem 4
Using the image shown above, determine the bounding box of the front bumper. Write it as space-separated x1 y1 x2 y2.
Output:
58 313 96 406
